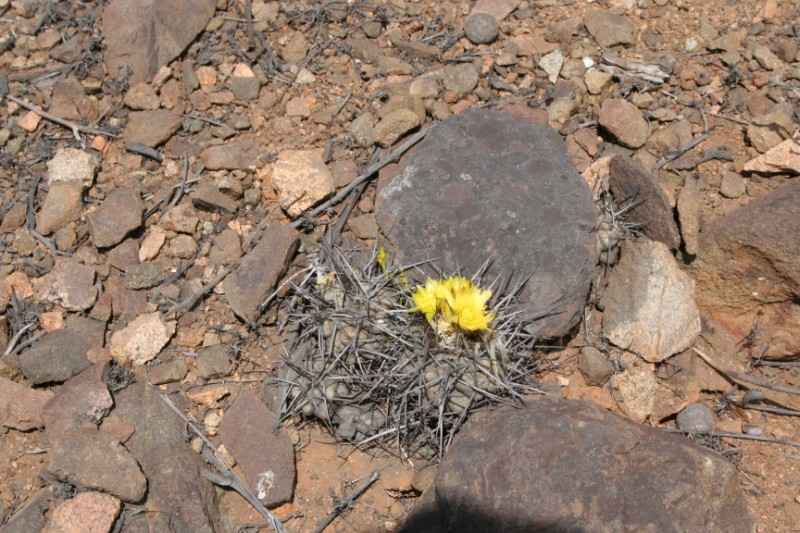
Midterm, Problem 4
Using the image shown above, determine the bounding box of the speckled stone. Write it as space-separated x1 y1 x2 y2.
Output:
464 13 499 44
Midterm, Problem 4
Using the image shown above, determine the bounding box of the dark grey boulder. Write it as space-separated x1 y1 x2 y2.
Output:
403 397 754 533
375 108 597 338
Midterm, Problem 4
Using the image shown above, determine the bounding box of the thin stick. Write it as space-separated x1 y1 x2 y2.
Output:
311 470 379 533
752 360 800 368
293 125 433 228
159 392 288 533
180 113 228 128
743 404 800 417
694 348 800 396
162 263 236 319
245 0 255 47
30 229 69 257
3 91 117 144
3 323 35 356
667 427 800 448
656 133 708 170
126 142 163 163
163 199 288 319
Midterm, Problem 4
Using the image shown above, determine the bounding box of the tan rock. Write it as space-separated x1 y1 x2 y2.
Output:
612 353 657 423
138 227 167 262
123 82 161 110
36 182 84 235
0 376 54 430
195 65 218 87
17 110 42 132
186 384 230 407
599 98 649 149
36 261 97 311
0 271 34 303
676 178 701 255
470 0 521 21
109 312 176 366
373 108 421 147
272 149 335 217
602 239 701 362
46 148 98 188
743 138 800 174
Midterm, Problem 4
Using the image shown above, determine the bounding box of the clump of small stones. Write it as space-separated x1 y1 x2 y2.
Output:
277 240 541 462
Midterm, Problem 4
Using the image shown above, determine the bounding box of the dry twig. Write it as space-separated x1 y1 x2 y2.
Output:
0 77 116 146
293 125 433 228
311 471 380 533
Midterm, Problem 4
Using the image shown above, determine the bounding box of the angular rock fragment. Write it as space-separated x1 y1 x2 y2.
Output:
161 202 200 234
676 177 701 255
200 139 260 170
373 109 421 147
43 492 121 533
743 138 800 174
224 223 298 322
584 10 635 47
0 376 54 430
599 99 649 149
109 312 176 366
0 490 50 532
123 110 182 147
190 184 239 213
113 382 220 531
103 0 216 84
271 149 335 217
18 316 105 385
470 0 521 21
608 156 681 250
42 363 113 434
86 188 145 248
686 179 800 356
46 148 98 188
36 260 97 311
602 239 701 362
48 428 147 502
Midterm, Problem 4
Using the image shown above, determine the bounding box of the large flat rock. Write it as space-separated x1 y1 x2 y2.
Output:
102 0 216 84
686 179 800 356
113 382 219 532
407 397 753 533
375 108 597 338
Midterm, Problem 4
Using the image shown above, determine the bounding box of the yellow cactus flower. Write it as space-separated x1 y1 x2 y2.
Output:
410 276 494 332
376 247 388 271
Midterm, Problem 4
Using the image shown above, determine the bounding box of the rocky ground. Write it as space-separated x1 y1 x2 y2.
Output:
0 0 799 531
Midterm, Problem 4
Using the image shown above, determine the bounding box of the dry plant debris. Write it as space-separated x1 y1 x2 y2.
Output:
277 237 541 462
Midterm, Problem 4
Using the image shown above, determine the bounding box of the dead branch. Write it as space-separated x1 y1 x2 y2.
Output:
311 470 379 533
694 348 800 396
293 125 433 228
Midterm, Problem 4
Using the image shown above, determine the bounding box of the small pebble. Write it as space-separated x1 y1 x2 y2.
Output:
719 172 746 199
464 13 499 45
676 402 714 434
